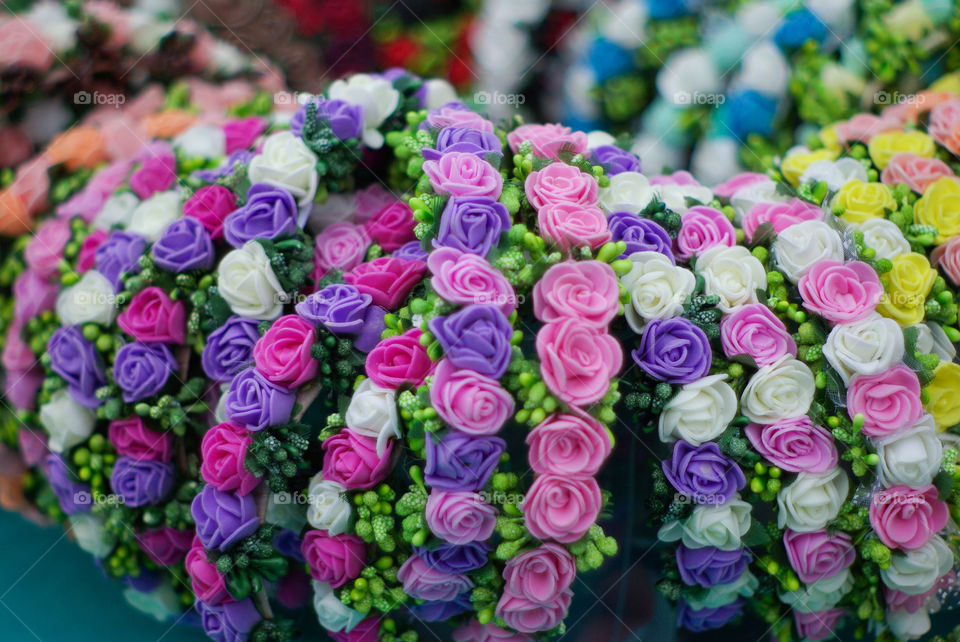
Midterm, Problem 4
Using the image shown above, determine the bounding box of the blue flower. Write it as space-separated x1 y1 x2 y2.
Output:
775 9 827 49
717 91 778 140
587 38 634 82
648 0 688 20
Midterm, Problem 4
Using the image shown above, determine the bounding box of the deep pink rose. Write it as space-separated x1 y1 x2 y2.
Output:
931 234 960 286
397 554 472 601
330 618 379 642
301 530 366 588
363 202 416 251
521 474 601 543
526 412 611 476
422 152 503 198
24 219 71 279
537 202 610 252
532 260 619 329
536 319 623 406
783 529 855 583
720 303 797 367
117 286 186 344
139 527 193 566
223 117 266 154
427 247 517 315
744 417 837 474
252 315 318 388
676 206 736 260
495 589 572 634
835 113 901 143
712 172 768 199
321 429 393 490
200 422 260 495
12 269 57 326
881 153 955 194
365 329 434 389
798 260 883 324
453 621 533 642
343 256 426 309
847 365 923 437
525 163 598 211
108 417 173 462
77 229 108 273
870 485 948 551
314 222 370 275
184 185 237 239
430 359 513 435
130 154 176 199
507 123 588 160
742 198 823 241
502 543 575 604
794 609 845 641
185 536 232 604
424 490 497 544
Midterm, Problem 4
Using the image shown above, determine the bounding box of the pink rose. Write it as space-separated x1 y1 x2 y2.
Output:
223 117 266 154
330 618 379 642
12 269 57 325
521 474 601 543
712 172 768 199
0 126 32 169
720 303 797 367
798 260 883 324
0 18 53 70
532 260 618 328
130 154 176 199
77 229 107 273
495 589 572 634
427 248 517 315
649 170 701 187
5 367 42 411
742 198 823 241
184 185 237 239
424 490 497 544
252 315 318 388
507 124 588 160
847 365 922 437
108 417 173 462
931 235 960 286
502 543 575 604
343 256 426 309
928 98 960 156
301 530 366 588
397 554 473 601
138 527 193 566
525 163 598 211
537 202 610 252
744 417 837 474
430 359 513 435
321 429 393 490
24 219 71 279
18 428 47 467
185 536 233 604
835 113 901 143
57 159 132 221
783 529 855 583
881 153 955 194
365 329 434 389
793 609 845 641
117 287 187 344
870 485 948 550
314 222 370 276
453 621 533 642
200 422 260 495
2 329 33 372
11 155 50 215
675 206 736 260
536 319 622 406
526 412 611 476
363 202 416 251
422 152 503 198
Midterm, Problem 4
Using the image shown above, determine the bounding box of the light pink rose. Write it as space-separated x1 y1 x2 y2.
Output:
713 172 769 199
507 123 588 161
794 609 845 641
834 113 901 143
424 490 497 545
847 365 923 437
783 529 855 583
720 303 797 367
502 543 575 604
527 412 611 476
881 153 955 194
453 621 532 642
649 170 700 187
532 260 618 328
521 474 601 543
798 260 883 323
742 198 823 241
10 156 50 215
422 152 503 198
870 485 948 550
537 202 610 252
536 319 622 406
525 163 599 211
675 206 735 260
427 247 517 315
495 590 572 634
429 359 513 435
24 219 71 279
745 417 837 474
931 235 960 285
928 98 960 156
5 367 42 411
314 222 370 275
0 18 53 70
2 328 34 372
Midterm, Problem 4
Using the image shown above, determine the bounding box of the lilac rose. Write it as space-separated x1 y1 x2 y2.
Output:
196 597 261 642
424 430 505 492
152 217 215 272
95 231 147 291
416 541 491 574
223 368 296 431
223 183 300 248
428 304 513 378
201 316 261 382
434 196 511 257
47 326 107 408
676 544 750 588
591 145 641 175
662 441 745 505
191 485 260 551
421 127 502 162
607 212 674 262
295 283 372 335
113 342 177 402
110 456 175 507
633 317 711 384
45 453 91 515
290 97 364 141
392 240 429 261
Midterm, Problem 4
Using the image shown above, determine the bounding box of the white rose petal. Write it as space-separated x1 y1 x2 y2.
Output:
730 178 785 222
345 379 399 456
799 158 868 191
659 374 738 446
218 241 286 320
887 608 931 640
40 389 96 453
598 171 654 214
772 220 845 283
70 514 116 558
620 251 696 328
655 183 713 213
780 568 854 612
658 495 752 550
26 2 77 52
854 218 911 261
128 191 181 242
420 79 458 110
56 270 116 327
876 415 942 488
740 355 815 424
93 192 140 231
313 580 366 632
697 245 767 313
173 124 226 159
880 535 954 595
777 468 850 532
248 131 319 207
306 475 352 536
586 130 616 149
822 314 905 383
328 74 400 149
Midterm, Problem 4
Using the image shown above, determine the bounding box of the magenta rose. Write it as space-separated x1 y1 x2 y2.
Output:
363 202 416 251
506 123 588 160
744 417 837 474
200 422 260 496
139 527 193 566
798 260 883 324
185 536 233 604
252 315 318 388
424 490 497 544
847 365 923 437
526 412 611 476
24 219 71 279
430 359 513 435
502 543 575 604
422 152 503 198
720 302 797 367
116 286 186 344
794 609 845 641
397 554 473 601
223 116 266 154
536 319 623 406
495 589 572 634
532 260 619 329
675 206 736 260
538 202 610 252
321 429 393 490
365 329 434 389
130 154 176 199
301 530 366 588
522 474 601 543
184 185 236 239
108 417 173 462
343 256 426 309
427 247 517 315
742 198 823 241
525 162 598 211
314 222 370 275
881 153 955 193
783 529 855 583
77 230 107 273
870 485 948 550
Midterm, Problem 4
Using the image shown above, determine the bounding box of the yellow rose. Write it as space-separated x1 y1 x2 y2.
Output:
929 72 960 96
781 148 837 186
926 362 960 430
868 130 935 169
914 176 960 244
819 125 840 153
878 252 937 326
833 180 896 224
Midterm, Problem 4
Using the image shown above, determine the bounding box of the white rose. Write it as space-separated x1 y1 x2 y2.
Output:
741 355 815 423
173 124 226 159
880 535 954 595
70 514 115 558
598 171 654 214
306 475 352 536
691 138 740 187
697 245 767 313
630 135 684 177
313 580 366 632
327 74 400 149
779 568 854 612
127 191 181 241
40 389 96 452
658 495 752 550
620 251 696 329
735 42 788 97
876 415 942 488
659 374 738 446
586 131 616 149
854 218 910 261
685 571 759 610
93 192 140 231
654 183 713 214
56 270 116 327
26 2 77 52
420 79 458 110
822 314 904 383
248 131 319 207
921 322 957 361
730 178 785 221
887 608 931 641
218 242 286 320
772 220 845 283
122 581 181 622
777 468 850 532
799 158 868 191
658 49 721 107
345 379 399 456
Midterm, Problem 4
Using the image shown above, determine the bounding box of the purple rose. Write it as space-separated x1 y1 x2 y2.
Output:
428 304 513 378
191 484 260 551
193 150 254 182
113 342 177 402
633 317 711 384
201 316 261 382
416 541 490 574
662 441 745 505
223 183 300 248
591 145 641 175
392 240 429 261
676 544 750 588
424 430 505 492
677 598 743 632
152 217 215 273
421 127 503 162
434 196 511 257
47 326 107 408
95 231 147 291
44 453 91 515
110 456 175 507
196 597 261 642
397 554 473 601
607 212 675 262
290 97 364 141
296 283 372 335
223 368 296 431
411 594 473 622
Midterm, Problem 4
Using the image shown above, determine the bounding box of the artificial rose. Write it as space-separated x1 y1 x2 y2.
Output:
633 316 711 384
675 544 750 588
434 196 511 256
40 389 95 453
364 202 416 252
421 126 502 163
620 251 696 329
506 123 587 160
365 329 434 389
297 284 373 336
427 248 518 315
798 260 883 323
696 245 767 313
771 220 845 283
200 422 260 496
591 145 641 175
878 252 937 326
658 497 752 551
301 530 365 588
744 417 838 474
343 378 400 457
312 580 366 633
662 441 745 505
659 375 737 446
606 213 674 262
305 475 352 536
675 206 735 261
95 231 146 292
223 368 296 431
926 362 960 430
881 153 955 193
425 431 505 492
314 222 370 275
47 326 107 408
424 102 494 133
675 599 743 632
56 270 116 327
596 171 653 213
397 554 472 601
252 315 318 388
152 217 215 273
783 529 856 584
110 457 175 507
128 191 181 242
526 412 611 477
833 180 897 224
880 536 955 595
538 202 611 253
822 313 905 384
429 305 513 378
117 287 186 344
853 219 910 261
218 241 286 320
847 364 923 437
720 303 796 367
108 417 173 463
343 256 426 310
113 342 176 402
201 316 260 382
779 568 853 612
425 490 497 545
526 162 599 210
248 131 319 207
495 591 571 634
430 359 513 435
742 198 823 241
24 219 70 279
521 474 601 544
536 318 622 406
321 429 393 490
130 154 176 200
138 527 192 567
196 599 260 642
875 415 943 488
502 543 575 605
911 176 960 244
328 74 399 148
870 485 948 551
224 183 300 248
185 538 232 604
740 356 815 424
422 152 503 199
887 609 930 641
777 469 849 532
533 260 619 329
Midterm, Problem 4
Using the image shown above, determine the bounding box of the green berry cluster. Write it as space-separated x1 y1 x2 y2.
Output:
211 524 288 600
337 556 408 615
245 422 310 493
352 484 398 553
